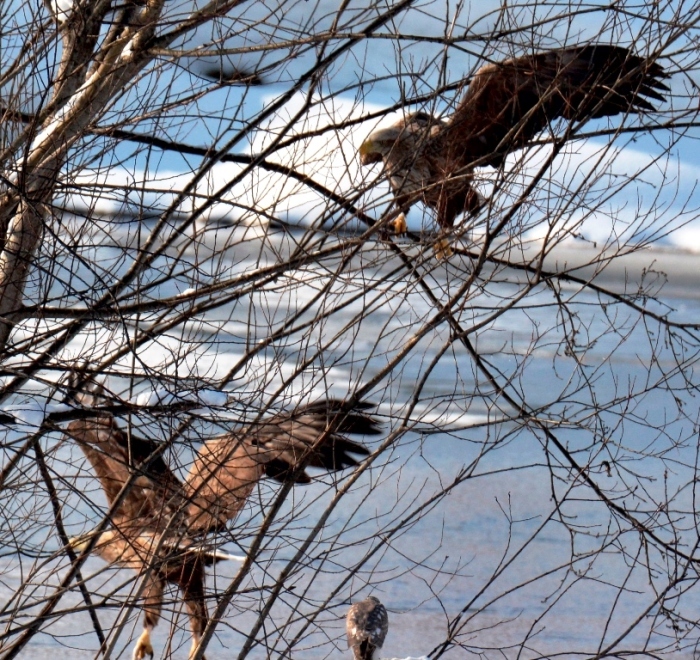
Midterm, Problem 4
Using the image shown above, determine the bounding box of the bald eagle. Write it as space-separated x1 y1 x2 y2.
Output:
346 596 389 660
66 387 380 660
359 44 668 237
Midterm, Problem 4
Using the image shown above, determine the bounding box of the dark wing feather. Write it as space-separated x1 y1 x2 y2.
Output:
251 400 379 482
445 44 668 166
185 401 379 533
298 399 383 436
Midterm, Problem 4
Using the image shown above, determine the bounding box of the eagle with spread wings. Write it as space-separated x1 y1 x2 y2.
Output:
359 44 668 242
66 384 380 660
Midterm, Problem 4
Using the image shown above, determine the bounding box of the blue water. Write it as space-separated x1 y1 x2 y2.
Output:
2 0 700 656
1 222 700 659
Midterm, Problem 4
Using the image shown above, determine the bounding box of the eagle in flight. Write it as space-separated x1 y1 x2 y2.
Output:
346 595 389 660
66 382 380 660
359 44 668 241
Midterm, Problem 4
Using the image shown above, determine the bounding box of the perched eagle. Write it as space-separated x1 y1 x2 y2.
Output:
359 44 669 236
346 596 389 660
66 385 380 660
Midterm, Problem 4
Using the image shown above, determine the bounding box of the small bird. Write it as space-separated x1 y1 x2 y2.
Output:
200 65 264 86
346 595 389 660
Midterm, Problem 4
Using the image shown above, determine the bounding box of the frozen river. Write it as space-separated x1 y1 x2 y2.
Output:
1 0 700 656
2 221 700 660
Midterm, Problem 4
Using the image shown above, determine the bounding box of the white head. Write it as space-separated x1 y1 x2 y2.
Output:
359 112 440 166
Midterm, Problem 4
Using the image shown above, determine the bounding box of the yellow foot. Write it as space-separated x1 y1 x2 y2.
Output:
189 638 207 660
390 213 407 235
434 237 454 260
133 628 154 660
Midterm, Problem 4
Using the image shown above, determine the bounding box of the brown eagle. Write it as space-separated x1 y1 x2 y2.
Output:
346 595 389 660
66 386 380 660
359 44 668 236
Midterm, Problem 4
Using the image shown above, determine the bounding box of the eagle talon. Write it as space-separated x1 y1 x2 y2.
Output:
390 213 408 235
189 639 207 660
66 379 380 660
133 628 154 660
434 237 454 260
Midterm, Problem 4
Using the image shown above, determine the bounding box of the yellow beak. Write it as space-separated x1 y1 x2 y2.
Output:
359 139 383 165
68 532 95 555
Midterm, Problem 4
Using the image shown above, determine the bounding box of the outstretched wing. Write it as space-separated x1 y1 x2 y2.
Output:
445 44 668 166
65 385 188 533
185 400 381 533
255 400 380 482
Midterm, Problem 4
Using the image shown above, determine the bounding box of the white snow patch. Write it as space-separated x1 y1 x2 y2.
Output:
195 389 228 407
49 0 74 22
131 387 228 409
666 224 700 253
4 399 72 429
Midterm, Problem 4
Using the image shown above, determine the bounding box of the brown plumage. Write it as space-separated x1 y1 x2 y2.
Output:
66 385 380 660
346 596 389 660
360 44 669 231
